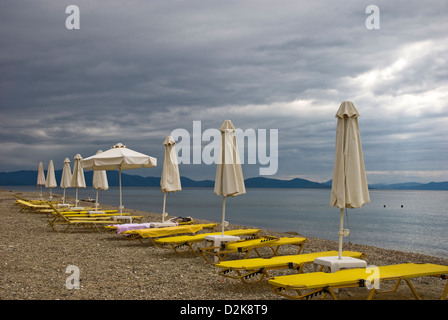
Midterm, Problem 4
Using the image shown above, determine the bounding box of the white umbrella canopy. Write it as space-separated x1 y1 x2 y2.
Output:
71 154 86 208
45 160 57 200
160 136 182 222
82 143 157 215
92 150 109 211
214 120 246 235
60 158 72 205
330 101 370 259
37 162 46 198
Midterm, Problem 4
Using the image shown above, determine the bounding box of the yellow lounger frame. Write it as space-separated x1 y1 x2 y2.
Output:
216 251 365 283
199 236 308 264
104 220 199 233
268 263 448 300
121 224 207 245
154 229 261 254
46 202 116 233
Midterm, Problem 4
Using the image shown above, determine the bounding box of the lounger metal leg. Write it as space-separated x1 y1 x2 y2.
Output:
92 223 101 233
366 277 421 300
272 286 338 300
441 278 448 300
403 278 421 300
219 269 266 284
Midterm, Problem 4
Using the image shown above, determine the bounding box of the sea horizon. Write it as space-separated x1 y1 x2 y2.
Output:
1 169 448 190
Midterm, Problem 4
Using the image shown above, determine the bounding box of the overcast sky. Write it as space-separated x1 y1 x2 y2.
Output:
1 0 447 184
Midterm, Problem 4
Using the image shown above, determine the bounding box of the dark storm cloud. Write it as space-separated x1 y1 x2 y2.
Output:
1 0 447 183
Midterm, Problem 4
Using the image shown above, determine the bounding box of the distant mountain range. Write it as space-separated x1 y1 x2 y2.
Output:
1 170 447 190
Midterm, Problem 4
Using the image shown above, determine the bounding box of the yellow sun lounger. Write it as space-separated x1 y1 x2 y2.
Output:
121 224 206 245
199 236 308 263
38 208 118 215
15 199 53 212
47 211 127 228
14 195 60 205
46 202 116 233
216 250 365 283
105 222 216 234
154 229 261 254
46 203 143 228
268 263 448 300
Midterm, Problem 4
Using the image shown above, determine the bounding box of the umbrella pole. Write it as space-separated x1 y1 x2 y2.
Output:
338 208 344 260
75 188 79 207
221 196 226 236
162 192 167 222
119 166 123 216
49 188 53 200
95 189 99 211
63 188 66 204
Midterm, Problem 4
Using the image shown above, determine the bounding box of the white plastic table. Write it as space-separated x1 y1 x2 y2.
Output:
313 256 367 272
204 235 241 262
151 222 177 228
313 256 367 293
111 216 133 223
88 211 105 215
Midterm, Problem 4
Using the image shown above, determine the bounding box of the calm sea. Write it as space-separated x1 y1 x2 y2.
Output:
7 185 448 258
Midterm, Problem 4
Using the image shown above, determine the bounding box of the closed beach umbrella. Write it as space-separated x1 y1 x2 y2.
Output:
82 143 157 215
214 120 246 236
60 158 72 205
160 136 182 222
330 101 370 259
45 160 57 200
37 162 46 198
71 154 86 208
92 150 109 211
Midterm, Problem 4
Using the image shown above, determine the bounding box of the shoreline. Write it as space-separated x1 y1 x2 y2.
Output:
1 187 447 300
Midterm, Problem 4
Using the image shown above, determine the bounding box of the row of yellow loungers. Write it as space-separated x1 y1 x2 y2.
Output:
215 251 448 300
267 263 448 300
45 202 145 233
154 229 262 255
217 253 448 300
15 199 57 212
15 196 118 217
14 194 61 206
152 230 310 265
120 223 220 245
120 225 308 265
45 202 128 233
198 236 308 264
15 196 448 299
215 250 364 283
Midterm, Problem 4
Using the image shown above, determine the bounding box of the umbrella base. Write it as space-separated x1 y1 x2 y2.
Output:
313 256 367 273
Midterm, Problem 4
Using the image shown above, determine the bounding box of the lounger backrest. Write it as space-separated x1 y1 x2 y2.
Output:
47 202 71 223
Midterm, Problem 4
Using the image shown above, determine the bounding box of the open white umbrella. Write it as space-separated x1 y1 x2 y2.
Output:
82 143 157 215
92 150 109 212
214 120 246 236
60 158 72 205
37 162 46 198
330 101 370 259
45 160 57 200
71 154 86 209
160 136 182 222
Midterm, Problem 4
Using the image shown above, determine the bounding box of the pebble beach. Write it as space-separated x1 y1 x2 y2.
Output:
1 188 447 301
